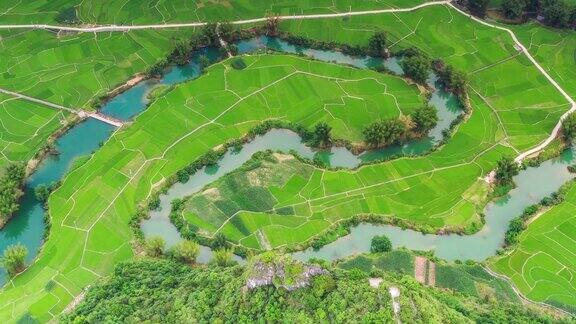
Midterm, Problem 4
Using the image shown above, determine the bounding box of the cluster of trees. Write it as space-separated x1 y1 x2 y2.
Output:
144 236 235 266
435 62 468 96
63 258 562 323
494 156 520 185
362 105 438 148
55 7 80 24
0 164 25 224
400 53 431 85
467 0 576 28
562 112 576 142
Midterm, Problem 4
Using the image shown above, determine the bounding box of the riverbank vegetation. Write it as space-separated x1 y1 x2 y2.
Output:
0 164 25 227
62 257 564 323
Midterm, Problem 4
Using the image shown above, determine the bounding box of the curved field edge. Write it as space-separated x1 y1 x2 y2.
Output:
489 182 576 313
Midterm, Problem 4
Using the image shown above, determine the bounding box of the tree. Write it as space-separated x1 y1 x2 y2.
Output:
541 0 570 27
363 122 387 147
265 16 281 36
368 32 387 57
370 235 392 253
401 54 430 85
494 156 519 185
562 112 576 142
212 233 229 250
218 22 235 42
0 163 25 221
362 119 407 147
173 240 200 264
171 42 191 66
211 249 233 266
467 0 490 17
501 0 528 18
201 23 219 46
411 105 438 133
2 244 27 277
314 122 332 146
145 237 165 257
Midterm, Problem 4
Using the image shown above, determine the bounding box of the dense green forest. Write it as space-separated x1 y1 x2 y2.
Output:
0 164 25 226
63 257 565 323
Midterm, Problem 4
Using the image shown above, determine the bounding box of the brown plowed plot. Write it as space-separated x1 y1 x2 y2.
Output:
414 256 427 284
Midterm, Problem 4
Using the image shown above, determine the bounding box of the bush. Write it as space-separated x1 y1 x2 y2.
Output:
400 53 430 85
2 244 27 277
172 240 200 264
145 237 165 257
370 235 392 253
231 58 247 70
211 249 234 266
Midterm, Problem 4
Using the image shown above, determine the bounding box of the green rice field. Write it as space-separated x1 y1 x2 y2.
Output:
0 28 192 109
491 182 576 312
0 94 66 170
279 5 570 151
0 55 426 321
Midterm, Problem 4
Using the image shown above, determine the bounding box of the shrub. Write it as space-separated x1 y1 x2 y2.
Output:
145 237 165 257
1 244 27 277
231 58 247 70
172 240 200 264
370 235 392 253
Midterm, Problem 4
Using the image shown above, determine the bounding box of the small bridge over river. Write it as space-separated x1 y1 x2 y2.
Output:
0 87 124 127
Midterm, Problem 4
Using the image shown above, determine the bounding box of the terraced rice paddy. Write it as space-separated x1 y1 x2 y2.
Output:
491 182 576 312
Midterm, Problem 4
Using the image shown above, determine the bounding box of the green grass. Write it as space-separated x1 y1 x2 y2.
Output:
0 94 67 171
0 0 426 24
0 28 193 109
490 182 576 312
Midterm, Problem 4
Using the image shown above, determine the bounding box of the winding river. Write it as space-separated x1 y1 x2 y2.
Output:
0 36 571 284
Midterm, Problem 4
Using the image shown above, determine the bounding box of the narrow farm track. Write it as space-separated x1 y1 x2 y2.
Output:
0 0 572 161
0 87 123 127
0 1 450 32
